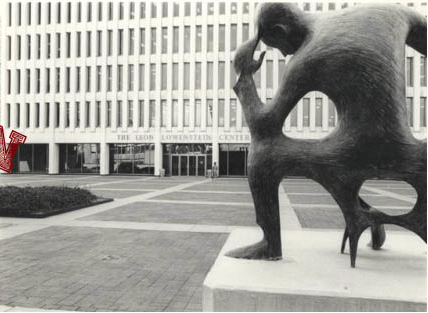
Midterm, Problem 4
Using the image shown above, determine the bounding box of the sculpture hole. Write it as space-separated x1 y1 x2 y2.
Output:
359 180 416 216
283 93 337 139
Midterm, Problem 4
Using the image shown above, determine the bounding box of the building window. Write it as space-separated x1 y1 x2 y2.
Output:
139 100 144 127
67 2 71 23
406 97 413 127
77 2 81 22
57 2 61 23
59 144 100 174
289 106 298 127
106 101 111 127
55 102 60 128
76 67 81 92
303 3 310 11
7 36 11 60
218 62 225 89
230 99 237 127
8 3 12 26
26 103 30 128
161 63 168 90
185 2 191 16
66 32 71 57
219 25 225 52
56 68 60 93
86 66 91 92
406 57 413 87
207 25 214 52
315 98 323 127
207 100 213 126
219 2 225 14
85 102 90 127
194 100 201 127
26 69 31 94
96 101 101 127
208 3 214 15
150 64 156 90
421 56 427 87
107 30 113 56
162 2 168 17
266 61 273 88
173 2 179 16
66 102 70 127
96 66 101 92
97 31 102 56
231 2 238 14
140 2 145 18
75 102 80 127
172 100 178 127
183 100 190 126
86 31 91 57
119 2 124 19
107 2 113 20
36 103 40 128
162 27 168 54
129 2 135 19
421 97 427 127
149 100 155 127
230 61 237 88
56 33 61 58
195 62 202 89
87 2 92 22
139 64 145 91
6 104 10 128
231 24 237 51
107 65 112 91
76 32 81 57
117 65 123 91
128 100 134 127
316 3 323 11
195 26 202 52
46 68 50 93
151 3 157 18
173 26 179 53
303 98 310 127
118 29 123 55
328 3 336 10
7 70 11 94
218 99 225 127
109 144 154 175
184 63 190 90
16 69 21 94
117 101 122 127
161 100 167 127
46 103 50 127
129 29 134 55
128 65 134 91
37 34 41 59
139 28 145 54
151 28 157 54
46 34 50 59
207 62 213 89
16 103 20 128
36 69 41 93
243 24 249 42
172 63 179 90
184 26 190 53
98 2 102 21
17 35 21 60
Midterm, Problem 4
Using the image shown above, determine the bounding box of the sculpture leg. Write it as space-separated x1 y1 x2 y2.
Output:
341 197 386 253
226 166 282 260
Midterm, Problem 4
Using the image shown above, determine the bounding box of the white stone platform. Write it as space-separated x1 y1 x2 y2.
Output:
203 228 427 312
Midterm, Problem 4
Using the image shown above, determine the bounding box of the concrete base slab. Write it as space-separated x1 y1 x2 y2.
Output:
203 228 427 311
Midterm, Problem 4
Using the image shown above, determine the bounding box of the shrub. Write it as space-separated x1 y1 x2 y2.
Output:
0 186 107 218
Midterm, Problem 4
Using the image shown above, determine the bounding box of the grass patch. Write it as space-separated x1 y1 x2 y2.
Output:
0 186 113 218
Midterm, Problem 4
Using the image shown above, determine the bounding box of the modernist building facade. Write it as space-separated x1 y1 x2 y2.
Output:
1 1 427 176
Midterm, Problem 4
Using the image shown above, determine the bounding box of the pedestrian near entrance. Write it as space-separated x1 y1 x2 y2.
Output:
212 162 218 180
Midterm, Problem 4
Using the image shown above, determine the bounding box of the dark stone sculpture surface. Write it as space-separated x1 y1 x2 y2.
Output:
226 3 427 267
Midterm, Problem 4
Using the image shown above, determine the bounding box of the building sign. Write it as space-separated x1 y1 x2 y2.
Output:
161 134 212 142
218 133 251 142
109 132 252 143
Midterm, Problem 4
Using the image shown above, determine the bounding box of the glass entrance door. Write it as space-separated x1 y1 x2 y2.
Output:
170 154 206 176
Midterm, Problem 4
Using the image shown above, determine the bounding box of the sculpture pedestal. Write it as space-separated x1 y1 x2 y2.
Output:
203 229 426 312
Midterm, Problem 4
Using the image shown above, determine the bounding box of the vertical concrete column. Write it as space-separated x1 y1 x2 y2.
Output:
100 143 109 175
212 139 219 166
154 140 163 176
48 143 59 174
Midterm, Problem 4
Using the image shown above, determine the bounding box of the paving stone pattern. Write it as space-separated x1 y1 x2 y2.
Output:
80 202 257 226
0 226 227 312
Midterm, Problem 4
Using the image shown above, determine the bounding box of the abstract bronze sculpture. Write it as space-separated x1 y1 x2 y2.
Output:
226 3 427 267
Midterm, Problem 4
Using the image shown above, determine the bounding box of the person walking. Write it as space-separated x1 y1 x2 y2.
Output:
212 162 218 180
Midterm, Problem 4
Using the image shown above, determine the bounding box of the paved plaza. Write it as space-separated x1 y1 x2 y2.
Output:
0 174 418 312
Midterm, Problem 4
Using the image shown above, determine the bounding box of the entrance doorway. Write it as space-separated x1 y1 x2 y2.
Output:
171 154 207 176
163 144 212 176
